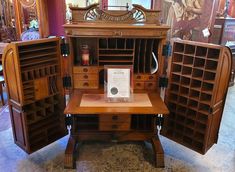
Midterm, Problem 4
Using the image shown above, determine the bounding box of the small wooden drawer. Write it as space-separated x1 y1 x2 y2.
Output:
134 82 145 89
99 122 130 131
145 82 157 90
134 74 157 81
73 74 98 81
99 114 130 123
74 80 98 89
73 66 99 74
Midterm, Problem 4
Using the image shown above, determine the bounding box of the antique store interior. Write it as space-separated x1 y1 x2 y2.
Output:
0 0 235 171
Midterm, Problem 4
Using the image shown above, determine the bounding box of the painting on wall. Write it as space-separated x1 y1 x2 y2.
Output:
162 0 214 42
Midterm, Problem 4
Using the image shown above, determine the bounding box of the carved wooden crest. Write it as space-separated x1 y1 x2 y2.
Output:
19 0 36 8
70 4 160 25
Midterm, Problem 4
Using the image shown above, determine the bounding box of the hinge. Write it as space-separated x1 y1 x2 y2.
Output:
156 115 164 127
65 115 73 127
63 76 72 88
159 76 168 88
162 42 172 57
60 37 70 57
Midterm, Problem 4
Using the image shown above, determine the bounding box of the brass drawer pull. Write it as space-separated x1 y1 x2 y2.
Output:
112 115 118 120
83 82 89 87
83 75 88 79
149 76 154 80
83 68 88 72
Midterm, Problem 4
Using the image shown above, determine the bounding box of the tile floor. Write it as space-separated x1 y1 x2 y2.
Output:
0 87 234 172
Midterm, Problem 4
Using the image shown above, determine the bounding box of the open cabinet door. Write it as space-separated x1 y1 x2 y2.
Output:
3 38 67 153
161 40 232 154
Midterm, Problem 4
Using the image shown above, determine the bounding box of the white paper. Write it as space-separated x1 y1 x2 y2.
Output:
107 68 130 98
202 28 211 37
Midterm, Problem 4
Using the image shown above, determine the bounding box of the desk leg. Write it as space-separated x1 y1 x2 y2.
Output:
64 136 77 169
151 135 165 168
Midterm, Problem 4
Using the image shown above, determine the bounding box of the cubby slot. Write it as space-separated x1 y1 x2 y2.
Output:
181 76 190 86
174 132 183 140
108 38 116 49
200 93 212 104
186 109 197 119
126 39 134 49
203 71 216 82
202 82 214 93
188 99 198 109
178 96 188 105
197 113 208 124
99 38 108 48
172 53 183 63
168 93 178 102
176 114 185 123
180 86 189 96
182 66 192 76
194 132 204 142
194 58 205 68
175 123 184 133
189 89 200 100
131 115 153 130
183 55 194 65
168 112 176 120
75 115 99 130
195 122 207 133
207 48 220 60
170 83 179 93
19 41 57 53
183 136 192 145
174 42 184 53
26 113 36 124
185 118 195 128
191 79 202 89
196 46 207 57
172 64 182 74
199 103 210 114
192 68 203 79
205 60 218 70
177 105 187 115
184 44 195 55
184 127 194 137
171 73 180 83
117 38 125 49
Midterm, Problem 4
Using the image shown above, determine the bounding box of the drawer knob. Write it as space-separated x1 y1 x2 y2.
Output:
148 83 153 87
136 83 141 87
83 82 89 87
83 75 88 79
112 125 118 129
137 75 141 79
83 68 88 72
112 115 118 120
149 76 154 80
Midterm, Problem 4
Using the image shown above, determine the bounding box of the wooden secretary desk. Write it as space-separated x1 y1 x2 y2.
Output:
2 3 232 170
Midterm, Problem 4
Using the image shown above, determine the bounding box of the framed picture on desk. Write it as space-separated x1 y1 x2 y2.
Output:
104 65 133 102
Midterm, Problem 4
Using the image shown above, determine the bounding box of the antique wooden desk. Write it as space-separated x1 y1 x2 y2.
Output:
64 89 169 168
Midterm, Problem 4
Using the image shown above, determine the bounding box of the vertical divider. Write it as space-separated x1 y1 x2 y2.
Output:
149 39 154 73
143 39 147 73
137 39 141 73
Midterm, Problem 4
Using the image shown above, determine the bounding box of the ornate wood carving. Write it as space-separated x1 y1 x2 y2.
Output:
70 3 160 25
19 0 36 8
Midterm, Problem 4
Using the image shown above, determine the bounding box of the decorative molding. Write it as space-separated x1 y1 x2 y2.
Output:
19 0 36 8
70 3 160 24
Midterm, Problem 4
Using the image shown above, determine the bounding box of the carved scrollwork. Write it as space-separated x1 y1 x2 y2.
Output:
70 3 159 24
19 0 36 8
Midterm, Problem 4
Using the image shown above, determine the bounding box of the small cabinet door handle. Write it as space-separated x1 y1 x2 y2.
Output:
83 68 88 72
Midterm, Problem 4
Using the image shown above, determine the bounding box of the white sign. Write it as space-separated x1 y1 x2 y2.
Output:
107 68 130 98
